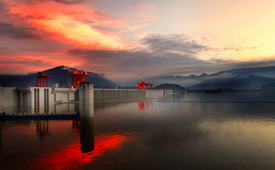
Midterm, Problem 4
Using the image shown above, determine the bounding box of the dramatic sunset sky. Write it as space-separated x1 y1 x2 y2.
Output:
1 0 275 83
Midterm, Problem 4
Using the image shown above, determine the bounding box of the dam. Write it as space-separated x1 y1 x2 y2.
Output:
0 82 170 117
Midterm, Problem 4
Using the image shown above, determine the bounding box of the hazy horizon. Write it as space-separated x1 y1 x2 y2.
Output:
2 65 275 88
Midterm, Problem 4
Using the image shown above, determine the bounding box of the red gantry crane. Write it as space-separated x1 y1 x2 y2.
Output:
138 81 145 89
36 72 51 87
71 70 88 88
150 83 153 90
138 81 153 90
145 82 150 90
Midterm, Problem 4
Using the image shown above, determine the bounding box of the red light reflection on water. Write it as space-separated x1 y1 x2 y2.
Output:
32 133 130 169
138 101 152 111
145 102 149 108
138 102 145 111
72 120 80 133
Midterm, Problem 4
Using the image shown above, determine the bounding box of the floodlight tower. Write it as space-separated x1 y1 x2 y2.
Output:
145 82 150 90
150 83 153 90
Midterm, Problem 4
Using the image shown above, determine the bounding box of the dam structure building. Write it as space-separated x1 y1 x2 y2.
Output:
0 83 168 117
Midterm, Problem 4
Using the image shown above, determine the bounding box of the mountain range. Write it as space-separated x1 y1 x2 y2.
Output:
0 66 117 88
187 75 275 90
124 65 275 89
1 65 275 90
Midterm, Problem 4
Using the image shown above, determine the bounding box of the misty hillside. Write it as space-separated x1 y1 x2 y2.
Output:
188 75 275 90
0 66 117 88
126 65 275 87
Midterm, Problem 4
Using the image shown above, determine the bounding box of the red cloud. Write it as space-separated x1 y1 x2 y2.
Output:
0 0 159 76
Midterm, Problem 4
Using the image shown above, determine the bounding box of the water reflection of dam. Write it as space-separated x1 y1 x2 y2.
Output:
138 100 153 111
0 122 2 153
2 118 95 154
36 121 51 139
80 117 94 153
1 103 79 115
70 118 95 153
1 102 140 118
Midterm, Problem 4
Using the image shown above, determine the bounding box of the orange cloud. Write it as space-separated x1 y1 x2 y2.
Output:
21 55 82 68
9 3 127 50
0 54 82 74
7 0 157 50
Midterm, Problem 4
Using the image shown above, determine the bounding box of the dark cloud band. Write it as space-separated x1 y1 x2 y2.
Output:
0 21 41 40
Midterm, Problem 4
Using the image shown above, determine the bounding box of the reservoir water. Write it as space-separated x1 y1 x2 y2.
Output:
1 91 275 169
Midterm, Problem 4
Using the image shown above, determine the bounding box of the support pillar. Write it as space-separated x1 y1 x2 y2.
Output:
79 82 94 117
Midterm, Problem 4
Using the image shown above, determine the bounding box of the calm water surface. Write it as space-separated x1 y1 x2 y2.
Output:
1 91 275 169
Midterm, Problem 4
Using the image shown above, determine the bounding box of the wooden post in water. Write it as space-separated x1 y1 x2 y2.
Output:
79 82 94 117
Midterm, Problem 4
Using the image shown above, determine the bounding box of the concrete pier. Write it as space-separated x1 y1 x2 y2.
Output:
80 117 94 153
79 82 94 117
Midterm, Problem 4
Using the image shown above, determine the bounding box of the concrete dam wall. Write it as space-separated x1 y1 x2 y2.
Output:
94 88 166 100
0 83 169 116
94 89 146 100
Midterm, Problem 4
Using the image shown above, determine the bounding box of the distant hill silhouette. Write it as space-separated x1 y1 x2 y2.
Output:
154 83 185 90
188 75 275 90
261 82 275 89
0 66 117 88
123 65 275 87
